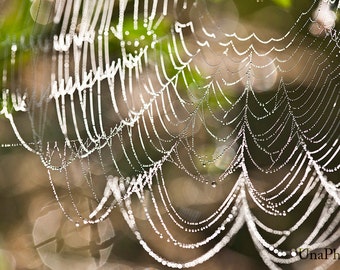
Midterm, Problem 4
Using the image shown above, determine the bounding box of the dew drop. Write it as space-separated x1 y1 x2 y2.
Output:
11 44 17 52
283 230 290 236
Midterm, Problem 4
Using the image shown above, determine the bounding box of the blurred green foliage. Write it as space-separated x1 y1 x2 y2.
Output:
271 0 292 9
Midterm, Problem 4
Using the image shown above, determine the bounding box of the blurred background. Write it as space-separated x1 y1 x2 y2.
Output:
0 0 339 269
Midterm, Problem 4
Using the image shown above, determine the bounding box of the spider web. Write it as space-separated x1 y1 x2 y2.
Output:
0 0 339 269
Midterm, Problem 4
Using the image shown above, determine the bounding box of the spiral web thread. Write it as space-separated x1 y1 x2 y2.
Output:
0 0 339 269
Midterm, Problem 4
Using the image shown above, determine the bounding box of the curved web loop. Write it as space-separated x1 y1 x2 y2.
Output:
0 0 339 269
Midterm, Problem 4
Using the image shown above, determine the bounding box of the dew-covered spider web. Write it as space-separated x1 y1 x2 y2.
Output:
0 0 339 269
